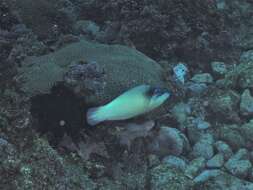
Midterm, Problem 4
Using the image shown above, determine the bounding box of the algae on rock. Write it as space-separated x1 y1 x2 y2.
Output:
197 171 253 190
219 60 253 90
149 163 194 190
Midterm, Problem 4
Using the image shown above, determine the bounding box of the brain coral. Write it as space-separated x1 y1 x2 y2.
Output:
18 39 168 107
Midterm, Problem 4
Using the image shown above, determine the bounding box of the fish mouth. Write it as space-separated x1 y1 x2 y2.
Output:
159 92 170 100
152 90 170 102
163 92 170 98
148 90 170 109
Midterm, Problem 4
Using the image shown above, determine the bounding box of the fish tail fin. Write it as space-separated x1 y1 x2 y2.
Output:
86 106 105 126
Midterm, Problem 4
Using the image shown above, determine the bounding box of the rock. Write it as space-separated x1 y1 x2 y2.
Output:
74 20 100 37
225 149 252 178
214 141 233 160
162 156 187 171
240 50 253 63
211 61 227 77
148 126 188 157
192 134 214 159
16 138 97 190
173 63 188 84
0 138 18 169
192 118 211 130
171 102 191 125
196 171 253 190
206 154 224 169
208 90 240 122
230 149 250 160
216 0 226 10
184 157 206 179
217 124 246 150
238 60 253 89
221 60 253 89
12 24 31 35
0 138 8 147
239 120 253 148
187 82 208 95
186 117 206 144
225 159 252 179
191 73 213 84
240 89 253 116
116 121 155 150
10 0 77 39
193 169 222 184
0 137 19 173
149 163 193 190
236 1 253 50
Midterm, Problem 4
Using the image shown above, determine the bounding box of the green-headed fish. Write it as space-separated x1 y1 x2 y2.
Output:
86 84 170 126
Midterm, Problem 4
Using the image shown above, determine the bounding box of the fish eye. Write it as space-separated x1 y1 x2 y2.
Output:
153 88 163 95
153 87 170 96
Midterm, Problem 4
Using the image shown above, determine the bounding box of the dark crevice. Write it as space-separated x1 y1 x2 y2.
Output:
30 83 90 146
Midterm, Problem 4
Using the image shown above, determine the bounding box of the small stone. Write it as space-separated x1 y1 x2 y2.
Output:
230 149 249 160
191 73 213 84
162 156 187 171
216 0 226 10
187 82 208 95
184 157 206 179
193 118 211 130
239 120 253 146
240 50 253 63
214 141 233 160
236 60 253 89
208 90 240 122
240 89 253 116
193 169 222 184
171 102 191 125
59 120 66 126
0 138 8 147
206 154 224 168
173 63 188 84
192 134 214 159
225 159 252 179
217 124 246 150
186 117 205 144
211 61 227 76
225 149 252 178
